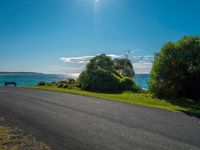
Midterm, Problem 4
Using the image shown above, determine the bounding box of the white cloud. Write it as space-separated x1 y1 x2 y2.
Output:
133 62 153 74
107 54 122 59
61 55 94 63
42 65 85 75
67 73 80 78
58 54 154 75
61 54 121 64
132 55 154 63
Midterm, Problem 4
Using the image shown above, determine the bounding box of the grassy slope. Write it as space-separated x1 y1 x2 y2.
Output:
28 86 200 114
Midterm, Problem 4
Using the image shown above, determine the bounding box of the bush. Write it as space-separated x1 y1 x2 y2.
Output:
48 78 78 89
121 77 141 92
79 54 137 93
37 81 46 86
121 77 134 91
62 84 69 88
149 36 200 100
57 83 64 88
86 54 116 72
67 78 76 84
79 68 122 93
79 54 123 93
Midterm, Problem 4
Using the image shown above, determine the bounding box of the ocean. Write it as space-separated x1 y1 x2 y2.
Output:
134 74 150 89
0 74 150 89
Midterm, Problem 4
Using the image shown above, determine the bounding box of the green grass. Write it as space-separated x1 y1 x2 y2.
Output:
27 86 200 115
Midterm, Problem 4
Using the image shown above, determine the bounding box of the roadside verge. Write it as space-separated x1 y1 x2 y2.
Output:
24 86 200 116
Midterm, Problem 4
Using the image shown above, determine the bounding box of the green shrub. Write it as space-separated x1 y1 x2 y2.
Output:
86 54 116 72
57 83 64 88
121 77 134 91
121 77 140 92
67 78 76 84
79 54 123 93
49 78 78 89
149 36 200 100
62 84 69 88
78 71 89 89
79 54 137 93
79 68 122 93
37 81 46 86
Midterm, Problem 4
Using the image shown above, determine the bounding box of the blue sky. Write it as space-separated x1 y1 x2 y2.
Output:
0 0 200 74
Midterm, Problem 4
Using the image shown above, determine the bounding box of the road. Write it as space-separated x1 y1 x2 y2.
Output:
0 87 199 150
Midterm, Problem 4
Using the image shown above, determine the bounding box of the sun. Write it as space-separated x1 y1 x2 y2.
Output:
95 0 99 2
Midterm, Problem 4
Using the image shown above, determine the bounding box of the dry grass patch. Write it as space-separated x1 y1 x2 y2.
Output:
0 118 51 150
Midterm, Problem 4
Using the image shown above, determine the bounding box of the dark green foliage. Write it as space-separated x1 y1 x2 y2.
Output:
114 58 135 78
79 54 137 93
37 81 46 86
37 78 78 89
121 77 139 92
121 77 134 91
62 84 69 88
149 36 200 100
53 80 67 88
86 54 116 73
79 68 122 92
54 78 78 89
67 78 76 84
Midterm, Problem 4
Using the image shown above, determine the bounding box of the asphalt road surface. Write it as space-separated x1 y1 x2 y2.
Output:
0 87 199 150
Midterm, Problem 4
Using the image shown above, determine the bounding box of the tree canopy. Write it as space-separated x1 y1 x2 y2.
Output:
79 54 138 93
149 36 200 100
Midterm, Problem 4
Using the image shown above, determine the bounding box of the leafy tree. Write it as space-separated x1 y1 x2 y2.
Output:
37 81 46 86
79 54 138 93
86 54 115 72
149 36 200 100
121 77 139 92
114 58 135 78
79 68 122 92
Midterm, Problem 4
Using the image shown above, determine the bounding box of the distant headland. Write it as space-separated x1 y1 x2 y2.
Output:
0 72 44 75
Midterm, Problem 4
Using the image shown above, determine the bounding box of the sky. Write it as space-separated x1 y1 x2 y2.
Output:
0 0 200 75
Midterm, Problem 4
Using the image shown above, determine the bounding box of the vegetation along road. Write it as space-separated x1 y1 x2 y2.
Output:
0 87 199 150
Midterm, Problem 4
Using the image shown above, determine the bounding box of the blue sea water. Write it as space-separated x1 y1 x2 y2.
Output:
0 74 67 87
0 74 150 89
134 74 150 89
